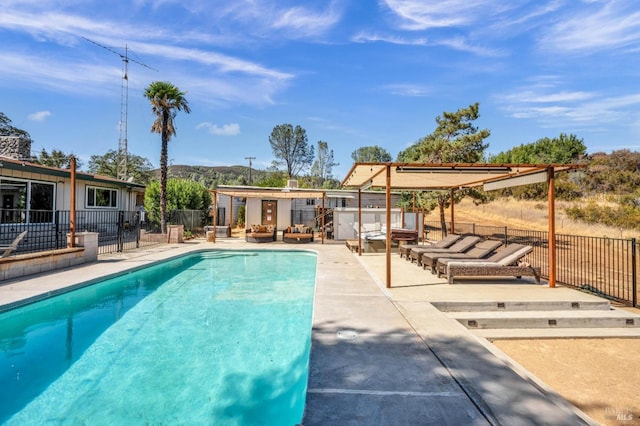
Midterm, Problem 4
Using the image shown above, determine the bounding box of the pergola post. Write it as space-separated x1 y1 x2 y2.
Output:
548 167 556 288
357 189 363 255
69 156 76 248
212 191 217 243
229 195 233 230
386 165 391 288
321 192 325 244
450 188 455 234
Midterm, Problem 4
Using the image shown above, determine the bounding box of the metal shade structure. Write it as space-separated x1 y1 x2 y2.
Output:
215 186 326 200
341 162 583 289
342 162 578 191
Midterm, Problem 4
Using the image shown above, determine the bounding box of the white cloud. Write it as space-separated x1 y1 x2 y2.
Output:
132 42 293 81
540 1 640 53
352 31 428 45
28 110 51 122
196 122 241 136
382 0 508 30
497 82 640 129
352 31 502 56
271 4 342 37
381 84 431 97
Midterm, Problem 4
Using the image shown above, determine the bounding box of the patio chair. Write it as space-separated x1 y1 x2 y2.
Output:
409 235 481 266
0 231 27 258
403 234 461 261
438 244 540 284
421 239 503 273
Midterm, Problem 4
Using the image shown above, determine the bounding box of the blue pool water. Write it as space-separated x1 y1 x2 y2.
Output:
0 250 317 425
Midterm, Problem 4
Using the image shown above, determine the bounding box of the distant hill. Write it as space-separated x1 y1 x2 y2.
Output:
152 164 267 188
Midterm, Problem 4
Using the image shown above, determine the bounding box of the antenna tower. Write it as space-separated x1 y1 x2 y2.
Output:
82 37 157 180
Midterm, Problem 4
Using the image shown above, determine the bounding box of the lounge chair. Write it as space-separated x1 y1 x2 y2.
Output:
0 231 27 258
402 234 460 260
421 239 503 272
409 235 481 266
437 243 540 284
435 243 529 276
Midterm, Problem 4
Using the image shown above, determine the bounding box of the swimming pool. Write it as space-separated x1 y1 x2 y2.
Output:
0 249 317 425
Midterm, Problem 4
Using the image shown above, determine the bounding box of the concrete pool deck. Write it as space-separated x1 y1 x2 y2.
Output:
0 239 596 425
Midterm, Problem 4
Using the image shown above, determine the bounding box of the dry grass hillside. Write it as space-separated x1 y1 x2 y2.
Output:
424 197 638 240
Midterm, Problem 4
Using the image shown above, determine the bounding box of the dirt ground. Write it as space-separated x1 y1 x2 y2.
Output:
492 337 640 426
439 199 639 424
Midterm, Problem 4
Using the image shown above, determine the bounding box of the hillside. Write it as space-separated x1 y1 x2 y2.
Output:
427 197 637 239
152 164 267 188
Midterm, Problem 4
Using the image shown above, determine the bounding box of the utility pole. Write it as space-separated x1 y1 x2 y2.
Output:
245 156 256 184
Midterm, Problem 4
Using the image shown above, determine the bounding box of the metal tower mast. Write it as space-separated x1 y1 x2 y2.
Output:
82 37 157 180
119 48 129 181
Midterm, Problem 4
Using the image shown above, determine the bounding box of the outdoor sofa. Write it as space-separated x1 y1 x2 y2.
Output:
283 224 314 243
245 224 277 243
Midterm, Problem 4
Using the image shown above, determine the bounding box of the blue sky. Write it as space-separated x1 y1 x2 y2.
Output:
2 0 640 180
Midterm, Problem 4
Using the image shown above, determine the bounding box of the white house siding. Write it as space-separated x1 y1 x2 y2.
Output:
214 195 246 227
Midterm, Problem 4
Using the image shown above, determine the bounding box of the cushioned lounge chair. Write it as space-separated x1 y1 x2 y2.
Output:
0 231 27 258
409 235 481 266
402 234 460 260
437 243 540 284
421 239 503 272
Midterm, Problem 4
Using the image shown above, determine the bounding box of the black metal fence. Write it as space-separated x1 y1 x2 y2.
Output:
167 210 208 235
0 209 161 255
425 221 639 307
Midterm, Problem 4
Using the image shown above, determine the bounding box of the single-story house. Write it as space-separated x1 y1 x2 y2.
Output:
0 136 145 251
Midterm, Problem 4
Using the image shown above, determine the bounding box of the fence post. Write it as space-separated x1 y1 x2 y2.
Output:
632 238 637 307
504 226 508 246
135 212 141 249
117 211 124 252
55 211 60 249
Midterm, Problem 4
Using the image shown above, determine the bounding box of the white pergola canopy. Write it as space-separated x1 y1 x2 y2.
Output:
341 162 579 191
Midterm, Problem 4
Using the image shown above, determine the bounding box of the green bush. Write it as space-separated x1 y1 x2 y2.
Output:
565 200 640 231
144 179 212 230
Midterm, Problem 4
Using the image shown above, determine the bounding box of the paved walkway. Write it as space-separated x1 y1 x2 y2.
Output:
0 240 597 425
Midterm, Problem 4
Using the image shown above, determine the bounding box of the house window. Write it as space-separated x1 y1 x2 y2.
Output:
0 178 55 224
306 199 315 206
86 186 118 208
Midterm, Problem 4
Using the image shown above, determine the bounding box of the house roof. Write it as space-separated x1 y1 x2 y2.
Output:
0 156 146 189
341 162 581 191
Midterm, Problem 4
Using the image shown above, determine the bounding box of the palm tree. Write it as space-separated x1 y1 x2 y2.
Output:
143 81 191 234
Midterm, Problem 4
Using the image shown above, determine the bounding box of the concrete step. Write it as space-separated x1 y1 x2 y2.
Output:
448 309 640 329
432 300 611 312
473 327 640 339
